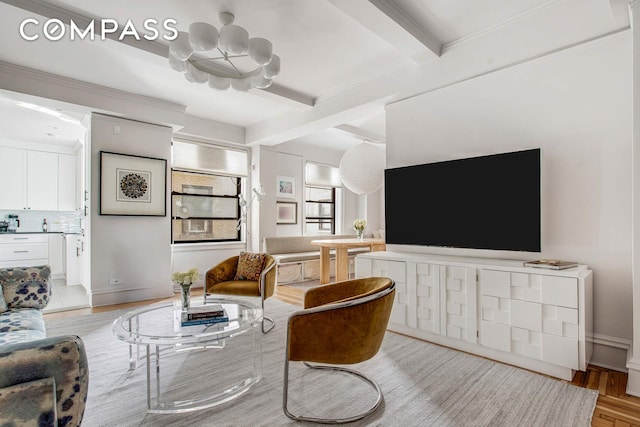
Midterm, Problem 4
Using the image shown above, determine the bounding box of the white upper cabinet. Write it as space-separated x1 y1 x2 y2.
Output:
58 153 77 211
27 150 58 210
0 146 79 211
0 147 27 209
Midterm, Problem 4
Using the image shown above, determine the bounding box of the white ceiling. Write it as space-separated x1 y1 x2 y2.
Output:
0 0 631 151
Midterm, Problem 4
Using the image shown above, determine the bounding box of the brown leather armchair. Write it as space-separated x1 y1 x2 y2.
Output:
283 276 396 423
204 254 276 333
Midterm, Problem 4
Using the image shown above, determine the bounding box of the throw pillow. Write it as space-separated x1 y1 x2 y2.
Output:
0 265 51 309
234 252 266 281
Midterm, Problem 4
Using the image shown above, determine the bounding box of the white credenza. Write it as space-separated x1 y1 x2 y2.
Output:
355 251 593 381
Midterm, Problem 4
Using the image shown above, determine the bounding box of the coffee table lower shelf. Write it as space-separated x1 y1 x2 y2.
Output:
112 298 264 414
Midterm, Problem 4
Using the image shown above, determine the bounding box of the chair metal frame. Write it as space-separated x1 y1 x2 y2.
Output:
282 281 395 424
204 257 276 334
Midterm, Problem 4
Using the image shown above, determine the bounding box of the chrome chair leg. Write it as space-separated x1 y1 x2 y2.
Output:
261 296 274 334
262 316 275 334
283 359 383 424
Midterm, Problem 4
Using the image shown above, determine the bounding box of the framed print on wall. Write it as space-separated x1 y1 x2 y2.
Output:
276 202 297 224
276 175 295 198
100 151 167 216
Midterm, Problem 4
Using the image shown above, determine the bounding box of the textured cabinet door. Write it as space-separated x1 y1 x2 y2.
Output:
363 259 408 326
440 265 477 342
27 151 58 210
479 270 512 352
479 269 580 369
413 262 440 334
0 147 27 209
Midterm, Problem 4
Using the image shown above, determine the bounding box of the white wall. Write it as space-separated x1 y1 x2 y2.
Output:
385 33 632 370
90 114 174 306
272 140 383 235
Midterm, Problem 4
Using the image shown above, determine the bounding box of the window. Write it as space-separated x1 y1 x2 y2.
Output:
305 186 336 234
172 140 248 243
304 162 342 235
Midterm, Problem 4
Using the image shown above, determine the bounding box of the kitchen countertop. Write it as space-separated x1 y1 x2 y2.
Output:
0 231 83 235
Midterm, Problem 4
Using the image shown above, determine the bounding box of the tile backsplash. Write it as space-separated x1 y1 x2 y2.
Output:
0 210 83 233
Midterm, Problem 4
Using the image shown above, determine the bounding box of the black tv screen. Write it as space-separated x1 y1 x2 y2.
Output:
384 148 541 252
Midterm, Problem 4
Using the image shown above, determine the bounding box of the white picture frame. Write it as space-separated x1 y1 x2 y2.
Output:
276 175 295 198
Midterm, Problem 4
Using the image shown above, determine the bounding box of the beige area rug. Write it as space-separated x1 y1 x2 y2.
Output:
46 297 598 426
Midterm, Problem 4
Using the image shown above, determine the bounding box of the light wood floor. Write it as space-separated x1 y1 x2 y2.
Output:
44 288 640 426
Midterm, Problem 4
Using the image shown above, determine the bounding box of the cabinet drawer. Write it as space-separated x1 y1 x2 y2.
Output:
0 234 48 244
0 243 48 261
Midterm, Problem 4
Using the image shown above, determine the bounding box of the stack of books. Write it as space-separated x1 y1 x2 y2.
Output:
180 304 229 327
523 259 578 270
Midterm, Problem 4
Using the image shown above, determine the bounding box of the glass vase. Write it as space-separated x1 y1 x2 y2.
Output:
356 229 364 241
179 282 192 311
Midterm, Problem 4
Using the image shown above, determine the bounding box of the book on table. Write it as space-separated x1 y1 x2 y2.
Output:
523 259 578 270
185 304 225 321
180 315 229 327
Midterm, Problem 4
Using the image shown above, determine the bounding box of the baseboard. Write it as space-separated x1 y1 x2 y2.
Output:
90 284 173 307
590 333 631 373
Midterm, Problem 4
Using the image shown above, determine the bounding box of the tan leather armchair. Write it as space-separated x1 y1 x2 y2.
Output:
283 276 396 423
204 254 276 333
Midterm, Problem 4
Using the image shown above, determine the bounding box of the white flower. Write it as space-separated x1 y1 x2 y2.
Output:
353 218 366 232
172 267 199 284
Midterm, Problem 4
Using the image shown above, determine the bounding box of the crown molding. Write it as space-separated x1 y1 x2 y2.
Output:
441 0 570 54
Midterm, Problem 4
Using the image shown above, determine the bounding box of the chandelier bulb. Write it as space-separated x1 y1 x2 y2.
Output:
219 12 235 26
169 31 193 61
188 22 218 51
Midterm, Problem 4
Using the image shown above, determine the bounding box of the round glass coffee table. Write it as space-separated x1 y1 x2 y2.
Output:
112 297 263 413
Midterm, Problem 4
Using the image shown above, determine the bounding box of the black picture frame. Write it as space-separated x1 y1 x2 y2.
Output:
276 201 297 224
99 151 167 216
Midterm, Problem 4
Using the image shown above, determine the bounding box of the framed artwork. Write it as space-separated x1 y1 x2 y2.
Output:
276 202 297 224
100 151 167 216
276 175 295 198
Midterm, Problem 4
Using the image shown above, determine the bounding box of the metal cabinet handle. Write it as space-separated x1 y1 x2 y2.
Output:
13 250 29 253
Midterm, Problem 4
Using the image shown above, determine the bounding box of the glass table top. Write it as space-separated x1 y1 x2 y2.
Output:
112 296 263 346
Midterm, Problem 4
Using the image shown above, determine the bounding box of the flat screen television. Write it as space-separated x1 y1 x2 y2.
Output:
384 148 541 252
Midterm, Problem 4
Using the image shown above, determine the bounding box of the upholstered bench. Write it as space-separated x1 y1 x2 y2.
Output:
263 234 371 285
0 265 89 427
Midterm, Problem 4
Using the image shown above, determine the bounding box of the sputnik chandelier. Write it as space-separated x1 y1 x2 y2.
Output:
168 12 280 92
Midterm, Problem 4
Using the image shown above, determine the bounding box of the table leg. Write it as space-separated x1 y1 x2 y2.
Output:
320 246 331 284
336 247 349 282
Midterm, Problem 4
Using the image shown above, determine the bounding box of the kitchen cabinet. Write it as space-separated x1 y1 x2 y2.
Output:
48 233 65 278
0 146 79 211
27 151 58 210
0 234 49 269
0 147 27 209
65 234 83 287
58 153 77 211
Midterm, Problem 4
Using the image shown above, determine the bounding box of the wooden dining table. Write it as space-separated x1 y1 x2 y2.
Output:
310 238 386 284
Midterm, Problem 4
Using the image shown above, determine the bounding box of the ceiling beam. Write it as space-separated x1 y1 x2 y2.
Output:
1 0 315 108
334 124 385 143
327 0 441 62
